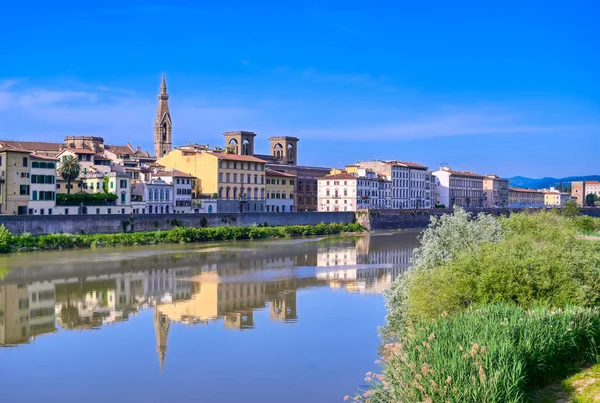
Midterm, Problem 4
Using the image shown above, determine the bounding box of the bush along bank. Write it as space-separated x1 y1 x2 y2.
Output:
0 222 364 253
355 207 600 403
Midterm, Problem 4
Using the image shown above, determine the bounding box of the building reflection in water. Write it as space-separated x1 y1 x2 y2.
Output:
315 233 417 294
0 231 418 368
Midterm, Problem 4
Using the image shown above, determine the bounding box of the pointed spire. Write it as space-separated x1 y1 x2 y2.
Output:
160 74 167 95
154 307 170 372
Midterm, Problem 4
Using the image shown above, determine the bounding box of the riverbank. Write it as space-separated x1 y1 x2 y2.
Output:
353 208 600 403
0 222 364 254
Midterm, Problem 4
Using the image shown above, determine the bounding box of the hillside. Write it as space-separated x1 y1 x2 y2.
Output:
508 175 600 190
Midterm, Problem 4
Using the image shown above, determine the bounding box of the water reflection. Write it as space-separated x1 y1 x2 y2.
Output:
0 231 419 351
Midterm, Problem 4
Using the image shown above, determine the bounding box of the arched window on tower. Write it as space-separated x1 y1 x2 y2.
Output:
287 143 295 160
242 139 251 156
273 143 283 158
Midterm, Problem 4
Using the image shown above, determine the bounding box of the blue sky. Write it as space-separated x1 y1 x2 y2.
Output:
2 0 598 177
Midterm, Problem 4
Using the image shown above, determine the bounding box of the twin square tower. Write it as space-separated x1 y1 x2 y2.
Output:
153 75 299 166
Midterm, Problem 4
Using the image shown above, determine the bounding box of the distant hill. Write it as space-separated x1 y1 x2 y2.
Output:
508 175 600 190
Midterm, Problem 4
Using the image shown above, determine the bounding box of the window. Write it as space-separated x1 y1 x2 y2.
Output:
121 192 126 204
32 191 38 201
19 185 29 195
22 157 28 167
219 173 223 182
254 175 258 184
119 180 127 189
110 182 114 189
107 208 112 214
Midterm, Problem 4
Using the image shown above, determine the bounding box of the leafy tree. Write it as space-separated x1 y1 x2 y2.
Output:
58 155 81 195
562 200 579 218
0 224 11 253
586 193 598 207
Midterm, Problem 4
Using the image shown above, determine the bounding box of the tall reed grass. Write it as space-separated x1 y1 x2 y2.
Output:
353 304 600 403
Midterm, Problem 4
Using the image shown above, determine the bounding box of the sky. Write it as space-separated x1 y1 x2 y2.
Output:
1 0 599 178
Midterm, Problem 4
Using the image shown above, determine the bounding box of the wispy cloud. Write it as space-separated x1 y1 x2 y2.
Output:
0 79 597 155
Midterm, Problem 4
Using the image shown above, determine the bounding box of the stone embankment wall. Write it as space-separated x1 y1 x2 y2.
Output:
358 208 600 231
0 212 355 235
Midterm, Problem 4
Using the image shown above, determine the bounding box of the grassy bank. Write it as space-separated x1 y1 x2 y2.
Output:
0 222 364 253
355 207 600 403
535 363 600 402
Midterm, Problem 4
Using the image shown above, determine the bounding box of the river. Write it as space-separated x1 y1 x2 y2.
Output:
0 231 419 403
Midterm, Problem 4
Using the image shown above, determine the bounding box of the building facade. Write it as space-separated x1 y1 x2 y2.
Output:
508 188 545 208
157 148 267 213
572 181 600 206
483 174 509 208
153 170 194 214
28 155 58 215
0 144 33 215
266 169 296 212
432 167 484 208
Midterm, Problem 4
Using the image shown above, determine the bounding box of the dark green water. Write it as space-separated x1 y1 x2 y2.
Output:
0 231 418 403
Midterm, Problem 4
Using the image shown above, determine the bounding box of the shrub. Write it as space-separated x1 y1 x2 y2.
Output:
0 222 363 254
56 193 118 206
384 207 503 330
361 304 600 403
0 225 11 253
200 216 208 228
400 211 600 321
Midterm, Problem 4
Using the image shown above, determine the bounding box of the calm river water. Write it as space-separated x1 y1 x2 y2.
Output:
0 231 419 403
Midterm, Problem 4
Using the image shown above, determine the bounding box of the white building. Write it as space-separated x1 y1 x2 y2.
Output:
153 169 194 214
28 154 58 215
355 160 433 209
432 167 484 208
145 179 173 214
317 170 389 212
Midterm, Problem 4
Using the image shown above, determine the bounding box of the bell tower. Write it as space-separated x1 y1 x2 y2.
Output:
154 74 172 157
268 136 299 165
223 131 256 156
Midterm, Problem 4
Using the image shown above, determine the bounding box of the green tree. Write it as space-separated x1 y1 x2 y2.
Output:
562 200 579 217
58 155 81 195
585 193 598 207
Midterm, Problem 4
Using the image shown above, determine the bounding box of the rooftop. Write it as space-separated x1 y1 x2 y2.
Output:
437 167 485 178
206 151 267 163
319 173 358 180
266 169 296 178
31 154 59 161
509 187 543 193
0 143 32 153
0 140 62 152
154 169 195 178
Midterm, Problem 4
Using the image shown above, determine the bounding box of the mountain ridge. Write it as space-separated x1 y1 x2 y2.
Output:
508 175 600 190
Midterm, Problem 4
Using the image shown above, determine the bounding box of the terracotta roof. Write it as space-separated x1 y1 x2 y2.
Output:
586 181 600 185
206 151 267 163
60 148 96 155
30 154 59 160
266 169 296 178
396 161 428 169
0 143 32 153
319 173 357 180
106 144 135 155
438 168 485 178
509 187 543 194
154 169 195 178
0 140 61 152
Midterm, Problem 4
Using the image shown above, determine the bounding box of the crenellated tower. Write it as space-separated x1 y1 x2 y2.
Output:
154 74 172 157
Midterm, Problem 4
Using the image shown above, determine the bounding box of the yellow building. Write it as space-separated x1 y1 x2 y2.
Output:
158 148 267 213
0 284 30 345
266 169 296 212
0 144 33 215
544 189 562 206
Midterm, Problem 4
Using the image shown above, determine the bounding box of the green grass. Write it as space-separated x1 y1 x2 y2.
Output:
0 222 364 253
356 304 600 403
535 364 600 403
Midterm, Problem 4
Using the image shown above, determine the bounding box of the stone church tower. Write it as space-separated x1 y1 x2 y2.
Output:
154 75 172 157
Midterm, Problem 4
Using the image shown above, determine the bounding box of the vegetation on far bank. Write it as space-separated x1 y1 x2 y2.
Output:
0 222 364 253
352 207 600 403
